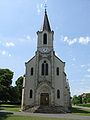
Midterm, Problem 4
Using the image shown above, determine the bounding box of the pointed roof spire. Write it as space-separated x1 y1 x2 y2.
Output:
45 4 47 13
40 6 51 32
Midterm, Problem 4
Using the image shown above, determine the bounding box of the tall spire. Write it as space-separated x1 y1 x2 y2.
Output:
40 7 51 31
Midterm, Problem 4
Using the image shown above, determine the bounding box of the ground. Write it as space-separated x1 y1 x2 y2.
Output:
0 104 90 120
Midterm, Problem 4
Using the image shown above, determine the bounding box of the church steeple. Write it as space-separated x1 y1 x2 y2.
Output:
37 9 54 53
41 9 51 31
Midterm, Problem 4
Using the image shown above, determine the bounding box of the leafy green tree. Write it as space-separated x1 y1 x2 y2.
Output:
0 68 13 102
81 93 90 104
0 69 13 86
87 98 90 103
72 95 81 105
78 95 82 104
86 93 90 103
9 86 19 103
15 76 23 103
82 97 87 104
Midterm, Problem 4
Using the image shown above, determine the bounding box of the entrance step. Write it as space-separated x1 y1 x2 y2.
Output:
26 106 66 113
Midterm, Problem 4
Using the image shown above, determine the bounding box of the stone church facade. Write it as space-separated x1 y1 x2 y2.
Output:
21 10 71 112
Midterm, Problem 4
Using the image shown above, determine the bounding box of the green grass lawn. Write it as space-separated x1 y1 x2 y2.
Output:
78 104 90 107
0 116 71 120
72 106 90 116
0 104 20 112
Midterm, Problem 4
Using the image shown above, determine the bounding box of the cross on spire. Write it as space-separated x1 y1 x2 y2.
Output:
44 4 47 13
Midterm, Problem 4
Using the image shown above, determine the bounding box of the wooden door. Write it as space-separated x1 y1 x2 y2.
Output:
40 93 49 106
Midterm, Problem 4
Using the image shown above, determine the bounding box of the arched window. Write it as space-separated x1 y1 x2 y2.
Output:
43 33 47 44
41 61 48 75
46 63 48 75
56 67 59 75
31 67 33 76
30 89 33 98
42 63 44 75
57 89 60 99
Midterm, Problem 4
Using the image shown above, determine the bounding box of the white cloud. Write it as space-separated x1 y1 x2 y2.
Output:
5 42 15 47
26 35 31 40
63 36 77 45
72 58 76 61
80 64 90 71
2 50 6 55
18 35 32 42
71 63 75 66
85 74 90 78
79 37 90 45
87 68 90 72
0 50 11 57
9 54 11 57
63 36 90 45
0 36 15 48
81 64 86 68
45 0 48 3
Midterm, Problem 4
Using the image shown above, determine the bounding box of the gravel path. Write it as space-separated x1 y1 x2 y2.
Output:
0 110 90 120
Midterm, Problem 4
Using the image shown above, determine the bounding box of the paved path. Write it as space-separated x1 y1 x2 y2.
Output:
73 105 90 110
0 110 90 120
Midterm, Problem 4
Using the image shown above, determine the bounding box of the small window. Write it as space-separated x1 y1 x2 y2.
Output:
56 67 59 75
30 89 33 98
31 67 33 76
43 33 47 44
57 89 60 99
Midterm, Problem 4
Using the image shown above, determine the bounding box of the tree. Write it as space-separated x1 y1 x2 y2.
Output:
82 97 87 104
9 86 19 103
82 93 90 104
86 93 90 103
78 95 82 104
72 95 81 105
87 98 90 103
15 76 23 103
0 68 13 86
0 68 13 102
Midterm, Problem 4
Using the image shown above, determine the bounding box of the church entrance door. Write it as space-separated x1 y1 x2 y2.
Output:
40 93 49 106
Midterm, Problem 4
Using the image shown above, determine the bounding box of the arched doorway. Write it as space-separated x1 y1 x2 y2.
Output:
40 93 49 106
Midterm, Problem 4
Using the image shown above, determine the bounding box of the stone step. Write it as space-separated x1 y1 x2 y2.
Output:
26 106 66 113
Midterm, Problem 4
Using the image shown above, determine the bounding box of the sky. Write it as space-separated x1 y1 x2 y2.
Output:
0 0 90 96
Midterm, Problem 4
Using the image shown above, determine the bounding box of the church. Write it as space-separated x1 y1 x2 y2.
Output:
21 9 71 113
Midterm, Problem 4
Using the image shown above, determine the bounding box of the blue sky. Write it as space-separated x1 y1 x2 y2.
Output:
0 0 90 96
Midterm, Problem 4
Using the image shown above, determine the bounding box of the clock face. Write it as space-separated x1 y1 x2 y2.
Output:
43 48 48 52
